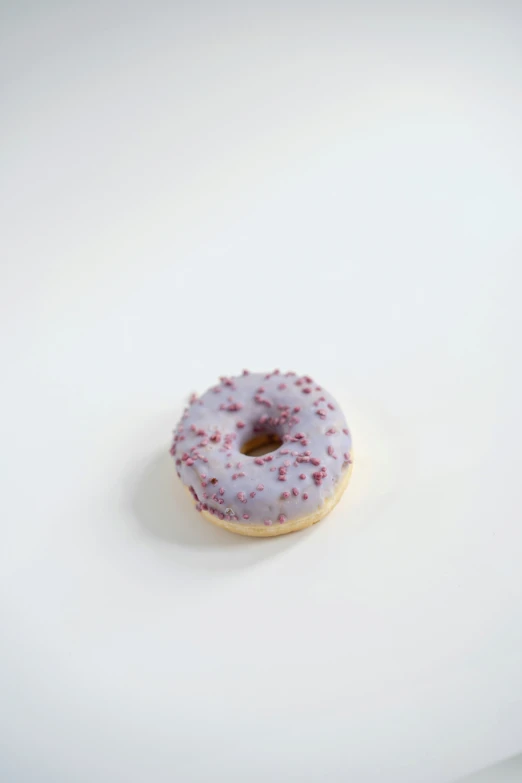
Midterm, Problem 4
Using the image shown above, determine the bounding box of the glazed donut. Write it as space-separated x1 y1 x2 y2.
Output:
170 370 353 537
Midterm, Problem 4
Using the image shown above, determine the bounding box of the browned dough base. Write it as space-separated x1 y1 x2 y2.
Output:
189 455 353 537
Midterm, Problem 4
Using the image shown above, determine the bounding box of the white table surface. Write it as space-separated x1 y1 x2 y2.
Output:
458 755 522 783
1 3 522 782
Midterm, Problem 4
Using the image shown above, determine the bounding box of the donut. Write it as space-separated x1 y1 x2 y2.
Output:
170 370 353 537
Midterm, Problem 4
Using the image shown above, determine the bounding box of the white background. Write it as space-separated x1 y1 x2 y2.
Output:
1 2 522 782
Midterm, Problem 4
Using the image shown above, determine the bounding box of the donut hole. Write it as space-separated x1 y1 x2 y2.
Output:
240 433 283 458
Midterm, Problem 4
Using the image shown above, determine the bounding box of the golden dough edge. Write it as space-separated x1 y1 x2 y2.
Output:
184 454 353 538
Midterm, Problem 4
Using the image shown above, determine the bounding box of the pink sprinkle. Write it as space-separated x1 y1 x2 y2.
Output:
257 386 265 393
299 473 306 480
284 460 291 467
226 462 232 468
280 449 289 455
278 383 287 390
236 462 242 469
295 432 305 439
311 457 321 466
282 491 290 499
182 453 189 461
186 458 194 466
302 387 312 394
237 492 247 503
250 491 256 498
238 471 246 477
236 420 245 429
270 467 276 471
232 473 238 480
317 409 327 419
295 379 303 386
242 514 250 520
257 484 264 491
304 450 311 456
219 487 225 495
328 403 335 410
218 512 225 520
343 428 350 436
242 369 250 375
303 493 309 500
264 455 273 462
278 514 287 523
264 519 273 526
327 445 335 457
293 406 301 413
326 428 336 435
292 487 299 496
254 458 264 465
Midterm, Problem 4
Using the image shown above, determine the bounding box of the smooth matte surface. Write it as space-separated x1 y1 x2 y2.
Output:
456 754 522 783
1 3 522 783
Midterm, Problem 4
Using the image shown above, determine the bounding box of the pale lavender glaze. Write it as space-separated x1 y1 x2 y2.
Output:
170 370 353 526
